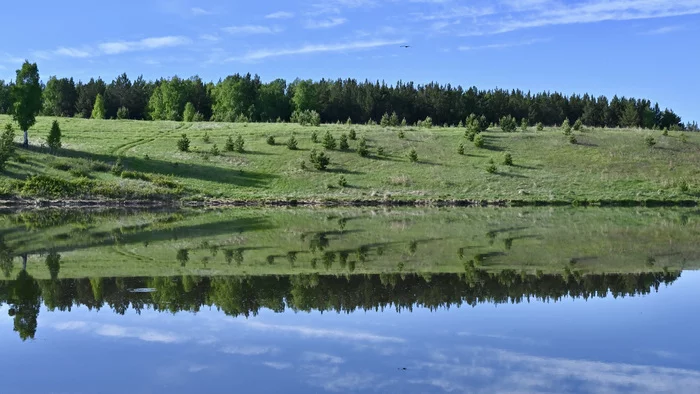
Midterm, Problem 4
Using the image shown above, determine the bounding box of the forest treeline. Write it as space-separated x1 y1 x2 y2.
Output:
0 71 696 130
0 269 680 340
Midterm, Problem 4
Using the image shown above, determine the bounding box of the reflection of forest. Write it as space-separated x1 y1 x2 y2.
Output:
0 268 681 341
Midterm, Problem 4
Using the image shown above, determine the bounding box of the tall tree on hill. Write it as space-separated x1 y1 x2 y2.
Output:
42 76 77 117
11 61 42 147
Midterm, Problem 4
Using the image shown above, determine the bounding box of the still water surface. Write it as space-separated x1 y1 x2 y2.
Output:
0 207 699 393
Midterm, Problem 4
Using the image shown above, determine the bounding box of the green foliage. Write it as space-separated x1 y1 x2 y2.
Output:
458 120 464 128
621 101 640 128
398 130 405 139
233 135 245 153
377 146 385 156
0 124 16 170
678 180 689 193
322 131 337 150
20 175 91 198
286 135 298 150
116 107 130 120
645 136 656 148
536 122 544 131
224 136 235 152
562 118 572 135
177 134 190 152
408 148 418 163
346 117 352 125
380 112 390 127
11 61 42 143
210 144 220 156
183 102 196 122
91 94 105 119
339 134 349 150
266 135 275 145
348 129 356 140
486 160 497 174
521 118 528 132
662 128 669 136
311 131 319 143
193 112 205 122
680 133 688 143
457 143 464 155
389 111 399 127
474 134 485 148
573 118 583 131
503 152 513 166
569 134 578 144
422 116 433 128
338 176 348 187
357 137 369 157
500 115 517 133
291 109 321 126
202 131 211 143
401 118 407 127
121 171 151 181
47 120 62 151
110 158 124 176
309 149 330 170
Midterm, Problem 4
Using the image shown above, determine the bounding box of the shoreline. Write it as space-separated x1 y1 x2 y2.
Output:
0 197 697 209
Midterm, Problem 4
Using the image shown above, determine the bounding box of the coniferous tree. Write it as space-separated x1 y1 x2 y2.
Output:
91 94 106 119
46 120 62 151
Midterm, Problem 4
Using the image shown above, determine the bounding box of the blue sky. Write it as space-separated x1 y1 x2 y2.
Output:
0 0 698 121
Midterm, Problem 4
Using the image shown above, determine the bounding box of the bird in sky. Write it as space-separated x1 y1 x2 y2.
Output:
400 45 411 48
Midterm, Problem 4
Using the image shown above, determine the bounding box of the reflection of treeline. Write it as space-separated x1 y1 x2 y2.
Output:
0 270 681 323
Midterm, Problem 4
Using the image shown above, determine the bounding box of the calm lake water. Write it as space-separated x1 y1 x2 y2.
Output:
1 207 699 394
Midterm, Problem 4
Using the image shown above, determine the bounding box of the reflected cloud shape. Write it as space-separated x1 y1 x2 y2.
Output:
52 321 184 343
241 320 405 343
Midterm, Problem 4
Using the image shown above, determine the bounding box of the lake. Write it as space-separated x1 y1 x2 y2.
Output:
1 207 699 393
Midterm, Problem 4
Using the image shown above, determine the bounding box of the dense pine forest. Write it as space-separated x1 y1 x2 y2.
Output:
0 71 696 130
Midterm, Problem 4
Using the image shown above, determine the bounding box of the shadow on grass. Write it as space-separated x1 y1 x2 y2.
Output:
495 171 528 178
25 146 277 188
327 168 365 175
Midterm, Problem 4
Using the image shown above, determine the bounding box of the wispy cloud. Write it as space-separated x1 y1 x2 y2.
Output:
227 39 406 62
222 25 283 35
199 34 220 42
55 47 91 58
305 17 347 29
458 38 550 51
266 11 295 19
239 320 406 343
641 25 686 35
220 346 279 356
303 352 345 364
53 321 185 344
191 7 213 16
99 36 191 55
263 361 293 370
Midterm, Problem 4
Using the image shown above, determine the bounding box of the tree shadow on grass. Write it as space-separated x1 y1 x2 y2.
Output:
495 171 528 178
26 146 277 188
327 168 365 175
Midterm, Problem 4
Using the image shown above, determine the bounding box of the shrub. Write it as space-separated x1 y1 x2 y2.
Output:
562 118 572 135
422 116 433 128
504 152 513 166
266 135 275 145
69 167 90 178
458 120 464 128
645 136 656 148
408 148 418 163
474 134 485 148
291 109 321 126
183 102 196 122
401 118 407 127
210 144 220 156
322 131 337 150
389 111 399 127
121 171 151 181
348 129 357 140
486 160 497 174
678 180 689 193
536 122 544 131
224 136 235 152
21 175 91 198
521 118 528 132
569 134 578 144
90 161 110 172
338 176 348 187
202 131 211 143
339 134 349 150
152 175 179 189
458 143 465 155
233 135 245 153
573 118 583 131
110 158 124 176
357 137 369 157
0 124 16 170
377 146 385 156
116 106 130 120
309 149 330 170
465 130 476 142
662 128 669 136
45 120 62 151
398 130 405 139
380 112 390 127
286 135 298 150
500 115 517 132
177 134 190 152
193 112 204 122
346 117 352 125
235 114 249 123
311 131 319 143
50 160 72 171
300 160 307 170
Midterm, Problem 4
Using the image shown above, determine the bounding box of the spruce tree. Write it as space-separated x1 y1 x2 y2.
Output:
91 93 105 119
47 120 62 151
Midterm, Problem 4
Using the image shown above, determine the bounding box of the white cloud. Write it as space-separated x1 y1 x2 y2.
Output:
220 345 279 356
305 17 347 29
53 321 184 344
266 11 295 19
199 34 220 42
303 352 345 364
55 47 91 58
263 362 293 370
222 25 283 35
458 38 550 51
0 53 25 64
99 36 191 55
641 25 686 35
239 320 405 343
227 38 407 62
191 7 212 16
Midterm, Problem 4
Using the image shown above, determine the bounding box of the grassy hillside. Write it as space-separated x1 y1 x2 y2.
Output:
0 115 698 204
1 207 698 279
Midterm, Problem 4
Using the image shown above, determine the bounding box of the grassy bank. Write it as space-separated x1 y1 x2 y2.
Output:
0 115 698 205
1 207 698 279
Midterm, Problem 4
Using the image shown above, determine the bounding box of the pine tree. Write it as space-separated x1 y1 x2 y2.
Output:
339 134 349 150
357 137 369 157
322 131 336 150
225 136 235 152
46 120 62 151
233 135 245 152
380 112 390 127
286 135 298 150
348 129 356 140
561 118 572 135
389 111 399 127
91 93 105 119
177 134 190 152
621 102 640 128
408 148 418 163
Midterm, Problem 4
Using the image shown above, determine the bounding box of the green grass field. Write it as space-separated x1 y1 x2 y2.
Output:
1 115 698 204
2 206 698 280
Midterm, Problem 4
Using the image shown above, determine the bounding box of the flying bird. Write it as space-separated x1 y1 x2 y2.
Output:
400 45 411 48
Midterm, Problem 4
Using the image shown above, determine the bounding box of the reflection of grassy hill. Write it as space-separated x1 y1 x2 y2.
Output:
0 115 698 204
0 207 698 279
